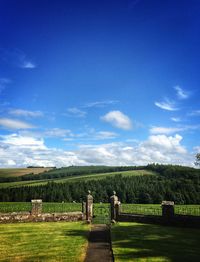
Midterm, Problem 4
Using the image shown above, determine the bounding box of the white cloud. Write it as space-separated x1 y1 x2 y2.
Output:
155 98 178 111
94 131 118 140
84 100 119 108
0 133 194 167
9 109 43 118
174 86 189 99
101 110 132 130
150 126 184 135
0 118 34 129
171 117 181 122
21 61 36 69
0 48 36 69
44 128 72 138
150 125 200 135
66 107 86 118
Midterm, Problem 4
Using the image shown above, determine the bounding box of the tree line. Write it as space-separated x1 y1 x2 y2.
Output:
0 164 199 204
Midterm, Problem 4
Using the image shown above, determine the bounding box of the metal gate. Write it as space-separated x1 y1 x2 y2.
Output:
93 203 111 224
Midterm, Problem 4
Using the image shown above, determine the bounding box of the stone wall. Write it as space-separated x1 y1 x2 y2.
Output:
0 211 83 223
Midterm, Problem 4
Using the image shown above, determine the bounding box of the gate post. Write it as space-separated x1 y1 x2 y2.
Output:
110 191 120 222
86 190 93 222
31 199 42 216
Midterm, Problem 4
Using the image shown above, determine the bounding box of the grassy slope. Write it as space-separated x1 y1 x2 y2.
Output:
0 222 89 261
0 167 53 177
111 222 200 262
0 169 155 189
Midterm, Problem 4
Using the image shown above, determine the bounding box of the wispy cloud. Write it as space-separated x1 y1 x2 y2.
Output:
21 61 36 69
0 118 35 129
65 107 86 118
84 100 119 108
9 109 43 118
174 86 189 100
0 78 11 94
0 48 36 69
150 125 200 135
155 98 179 111
150 126 184 135
171 117 181 122
101 110 132 130
188 110 200 117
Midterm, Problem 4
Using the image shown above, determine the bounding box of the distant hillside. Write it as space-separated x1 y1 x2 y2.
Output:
0 164 199 204
0 167 54 178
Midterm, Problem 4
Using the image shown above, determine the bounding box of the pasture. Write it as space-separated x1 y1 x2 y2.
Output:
111 222 200 261
0 167 53 177
0 222 89 261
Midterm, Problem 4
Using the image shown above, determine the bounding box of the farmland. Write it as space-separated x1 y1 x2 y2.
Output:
0 167 53 178
0 222 89 261
0 169 154 189
111 222 200 261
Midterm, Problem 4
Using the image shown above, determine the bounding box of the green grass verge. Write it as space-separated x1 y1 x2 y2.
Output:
111 222 200 262
0 222 89 261
0 170 155 188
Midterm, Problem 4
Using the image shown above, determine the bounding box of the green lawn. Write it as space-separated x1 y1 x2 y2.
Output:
111 222 200 262
0 222 89 261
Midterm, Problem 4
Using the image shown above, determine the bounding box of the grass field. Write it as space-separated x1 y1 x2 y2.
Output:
0 169 155 189
0 222 89 261
122 204 200 216
0 167 53 177
111 222 200 262
0 202 82 213
0 202 199 217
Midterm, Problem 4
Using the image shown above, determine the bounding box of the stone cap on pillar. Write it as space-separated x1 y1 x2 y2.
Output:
161 201 174 206
87 190 93 200
110 191 118 202
31 199 42 203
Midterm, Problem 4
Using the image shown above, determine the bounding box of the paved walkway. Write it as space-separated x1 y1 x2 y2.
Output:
84 224 113 262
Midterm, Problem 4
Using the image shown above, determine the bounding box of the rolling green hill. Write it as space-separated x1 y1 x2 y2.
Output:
0 169 155 188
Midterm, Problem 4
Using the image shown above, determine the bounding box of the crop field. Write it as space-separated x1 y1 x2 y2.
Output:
0 222 89 261
0 169 155 189
0 167 53 177
111 222 200 261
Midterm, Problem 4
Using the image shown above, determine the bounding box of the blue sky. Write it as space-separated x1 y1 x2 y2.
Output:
0 0 200 167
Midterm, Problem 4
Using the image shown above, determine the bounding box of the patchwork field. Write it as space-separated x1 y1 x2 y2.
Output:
111 222 200 261
0 222 89 261
0 167 53 177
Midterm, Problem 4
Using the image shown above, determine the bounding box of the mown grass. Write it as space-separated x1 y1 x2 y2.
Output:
0 202 82 213
122 204 200 216
0 170 155 188
0 222 89 261
111 222 200 262
0 168 53 177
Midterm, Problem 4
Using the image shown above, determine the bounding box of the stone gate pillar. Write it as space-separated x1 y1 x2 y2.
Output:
162 201 174 220
86 191 93 222
110 191 120 222
31 199 42 216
